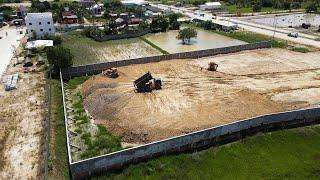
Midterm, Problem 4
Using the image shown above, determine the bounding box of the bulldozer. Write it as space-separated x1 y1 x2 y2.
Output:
103 68 119 78
134 72 162 92
208 62 218 71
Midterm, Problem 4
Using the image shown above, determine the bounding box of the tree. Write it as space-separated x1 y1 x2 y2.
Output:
138 20 149 30
168 13 179 25
200 20 213 30
306 2 318 13
150 15 169 32
176 28 197 44
252 4 261 12
104 0 122 11
168 13 180 30
31 31 37 40
170 20 181 30
46 46 73 73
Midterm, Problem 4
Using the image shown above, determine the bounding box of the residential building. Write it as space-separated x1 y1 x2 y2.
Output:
62 11 78 24
80 0 96 8
16 5 27 19
121 0 148 6
25 12 55 39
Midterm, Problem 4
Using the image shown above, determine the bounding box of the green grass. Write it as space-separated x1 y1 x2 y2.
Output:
139 37 169 55
221 2 280 14
66 76 123 160
48 79 70 180
91 125 320 179
63 32 135 66
80 125 122 159
289 47 310 53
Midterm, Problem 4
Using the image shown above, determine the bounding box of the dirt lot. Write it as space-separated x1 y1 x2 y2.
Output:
80 48 320 144
0 47 46 179
63 34 162 66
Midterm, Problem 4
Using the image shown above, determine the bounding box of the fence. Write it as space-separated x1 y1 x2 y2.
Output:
59 40 320 179
61 41 271 78
68 105 320 179
91 30 149 41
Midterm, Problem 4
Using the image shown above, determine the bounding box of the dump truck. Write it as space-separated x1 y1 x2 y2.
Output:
134 72 162 92
208 62 218 71
103 68 119 78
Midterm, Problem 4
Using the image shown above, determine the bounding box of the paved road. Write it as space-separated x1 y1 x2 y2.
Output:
151 3 320 48
0 27 25 78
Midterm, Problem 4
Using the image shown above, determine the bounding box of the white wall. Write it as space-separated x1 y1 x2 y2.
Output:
25 13 55 39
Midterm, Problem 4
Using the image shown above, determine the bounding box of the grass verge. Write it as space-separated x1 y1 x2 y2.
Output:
48 78 70 180
92 125 320 179
139 36 170 54
66 77 123 160
289 47 310 53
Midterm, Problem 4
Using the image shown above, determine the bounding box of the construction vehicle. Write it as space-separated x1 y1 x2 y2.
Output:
208 62 218 71
134 72 162 92
103 68 119 78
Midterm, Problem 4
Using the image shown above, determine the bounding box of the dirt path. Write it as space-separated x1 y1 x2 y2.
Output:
0 47 46 179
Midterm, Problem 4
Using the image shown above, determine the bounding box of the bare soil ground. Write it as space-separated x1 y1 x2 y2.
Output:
80 48 320 144
0 47 46 179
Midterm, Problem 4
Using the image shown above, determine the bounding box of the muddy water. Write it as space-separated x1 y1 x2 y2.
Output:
145 28 247 53
248 13 320 28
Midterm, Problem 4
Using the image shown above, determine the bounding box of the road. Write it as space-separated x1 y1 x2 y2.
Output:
151 3 320 48
0 26 25 78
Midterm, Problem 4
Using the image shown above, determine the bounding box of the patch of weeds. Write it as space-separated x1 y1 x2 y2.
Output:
80 125 122 159
74 128 82 134
67 76 89 90
289 47 310 53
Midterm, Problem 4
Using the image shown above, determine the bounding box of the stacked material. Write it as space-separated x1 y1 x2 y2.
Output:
5 74 19 91
23 56 33 67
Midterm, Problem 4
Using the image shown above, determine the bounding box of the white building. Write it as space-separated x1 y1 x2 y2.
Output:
121 0 148 6
200 2 221 11
25 12 55 39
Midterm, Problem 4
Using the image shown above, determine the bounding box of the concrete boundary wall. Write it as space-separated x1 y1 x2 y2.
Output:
61 41 271 78
67 102 320 179
60 71 73 165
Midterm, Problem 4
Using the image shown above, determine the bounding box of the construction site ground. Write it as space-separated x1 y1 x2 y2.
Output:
0 48 46 179
80 48 320 144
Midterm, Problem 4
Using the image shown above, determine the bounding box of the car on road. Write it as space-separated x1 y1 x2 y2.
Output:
288 32 298 38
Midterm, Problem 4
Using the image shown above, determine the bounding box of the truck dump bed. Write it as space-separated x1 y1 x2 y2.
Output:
134 72 153 90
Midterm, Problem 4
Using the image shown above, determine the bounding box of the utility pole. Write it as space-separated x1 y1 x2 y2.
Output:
272 15 277 41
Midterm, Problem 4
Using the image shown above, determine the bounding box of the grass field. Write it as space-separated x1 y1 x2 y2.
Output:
221 2 279 14
63 32 162 66
93 125 320 179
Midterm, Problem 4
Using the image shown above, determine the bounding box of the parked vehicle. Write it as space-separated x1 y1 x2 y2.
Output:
288 32 298 38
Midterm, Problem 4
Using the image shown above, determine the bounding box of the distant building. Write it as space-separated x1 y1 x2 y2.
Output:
62 11 78 24
80 0 96 7
89 4 103 15
121 0 148 6
199 2 221 11
16 5 27 19
25 12 55 39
